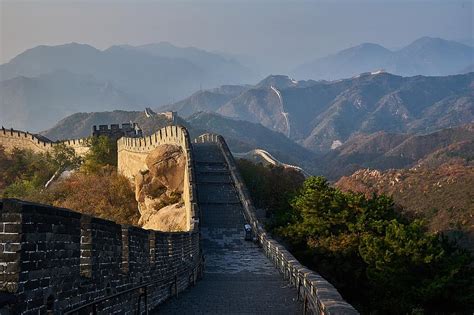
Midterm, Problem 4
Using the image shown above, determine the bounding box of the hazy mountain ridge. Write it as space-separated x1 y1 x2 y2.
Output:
0 42 257 131
0 71 137 131
40 110 178 140
164 72 474 152
40 110 316 169
158 85 249 118
186 112 315 165
293 37 474 80
118 42 255 84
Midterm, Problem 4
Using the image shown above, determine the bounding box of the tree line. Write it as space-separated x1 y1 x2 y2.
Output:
237 160 473 314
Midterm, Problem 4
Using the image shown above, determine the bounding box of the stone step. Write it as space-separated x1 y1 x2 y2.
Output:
199 204 245 228
196 175 233 184
195 168 230 174
197 184 240 204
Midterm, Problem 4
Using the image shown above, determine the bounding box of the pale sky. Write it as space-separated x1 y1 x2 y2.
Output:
1 0 472 71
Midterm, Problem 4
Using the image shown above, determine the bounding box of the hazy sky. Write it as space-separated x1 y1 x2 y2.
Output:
1 0 472 71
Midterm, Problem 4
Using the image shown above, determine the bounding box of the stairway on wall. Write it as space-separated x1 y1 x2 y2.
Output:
154 142 303 314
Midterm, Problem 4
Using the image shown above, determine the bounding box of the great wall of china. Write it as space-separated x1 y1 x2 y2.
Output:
0 128 90 156
0 125 358 314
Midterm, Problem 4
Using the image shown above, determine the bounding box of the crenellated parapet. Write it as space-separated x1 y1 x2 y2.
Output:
0 199 201 314
194 133 359 315
0 128 55 153
117 125 198 231
0 127 90 156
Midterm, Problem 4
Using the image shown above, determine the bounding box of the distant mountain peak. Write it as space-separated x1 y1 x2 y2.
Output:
256 75 301 89
293 36 474 80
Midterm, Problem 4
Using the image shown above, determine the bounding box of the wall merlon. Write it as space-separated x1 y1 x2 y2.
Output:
0 198 201 313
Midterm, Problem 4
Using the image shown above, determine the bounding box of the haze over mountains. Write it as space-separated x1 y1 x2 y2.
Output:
1 35 474 184
0 42 256 130
1 36 472 132
293 37 474 80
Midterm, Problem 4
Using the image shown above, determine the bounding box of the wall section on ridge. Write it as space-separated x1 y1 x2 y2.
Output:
194 133 359 315
0 128 90 156
118 125 197 231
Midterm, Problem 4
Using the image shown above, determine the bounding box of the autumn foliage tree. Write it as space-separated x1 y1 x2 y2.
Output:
0 137 139 225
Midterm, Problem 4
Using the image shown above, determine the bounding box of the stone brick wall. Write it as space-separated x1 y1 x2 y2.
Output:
0 128 89 156
0 129 54 154
0 199 201 314
117 125 198 231
195 133 359 314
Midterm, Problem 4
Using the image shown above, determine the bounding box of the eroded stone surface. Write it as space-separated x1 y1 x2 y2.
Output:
135 144 186 230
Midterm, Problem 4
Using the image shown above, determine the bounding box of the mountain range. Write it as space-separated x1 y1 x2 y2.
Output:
41 110 314 169
0 42 256 130
162 72 474 152
1 37 472 132
293 37 474 80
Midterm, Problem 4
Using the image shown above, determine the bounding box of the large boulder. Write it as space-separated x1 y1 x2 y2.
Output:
135 144 187 230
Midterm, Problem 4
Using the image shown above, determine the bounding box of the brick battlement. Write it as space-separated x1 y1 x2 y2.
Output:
0 128 54 152
0 127 90 156
92 123 143 140
0 199 201 314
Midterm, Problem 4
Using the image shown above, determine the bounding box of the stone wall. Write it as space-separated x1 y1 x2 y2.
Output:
194 133 359 315
0 129 54 154
117 125 197 231
0 128 89 156
0 199 202 314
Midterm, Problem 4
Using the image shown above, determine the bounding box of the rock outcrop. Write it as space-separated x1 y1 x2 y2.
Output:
135 144 187 231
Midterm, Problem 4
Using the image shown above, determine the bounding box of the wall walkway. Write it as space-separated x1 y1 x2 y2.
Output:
156 134 358 314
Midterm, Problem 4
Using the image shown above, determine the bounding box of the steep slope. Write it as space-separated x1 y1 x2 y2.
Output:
217 86 292 137
293 37 474 80
40 110 176 140
159 85 248 118
186 112 315 166
0 71 137 132
209 72 474 152
317 124 474 180
335 162 474 250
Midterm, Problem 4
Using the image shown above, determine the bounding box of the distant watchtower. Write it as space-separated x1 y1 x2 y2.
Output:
92 123 143 141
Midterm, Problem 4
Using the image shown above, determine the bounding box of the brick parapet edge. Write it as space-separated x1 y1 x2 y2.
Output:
0 126 202 314
195 133 359 315
0 199 202 314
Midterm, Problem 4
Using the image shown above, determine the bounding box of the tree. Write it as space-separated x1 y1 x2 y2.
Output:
274 176 473 313
237 159 305 227
81 136 117 173
47 143 82 172
1 144 82 199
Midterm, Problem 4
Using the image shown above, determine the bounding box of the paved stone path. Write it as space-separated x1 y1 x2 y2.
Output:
154 143 302 314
